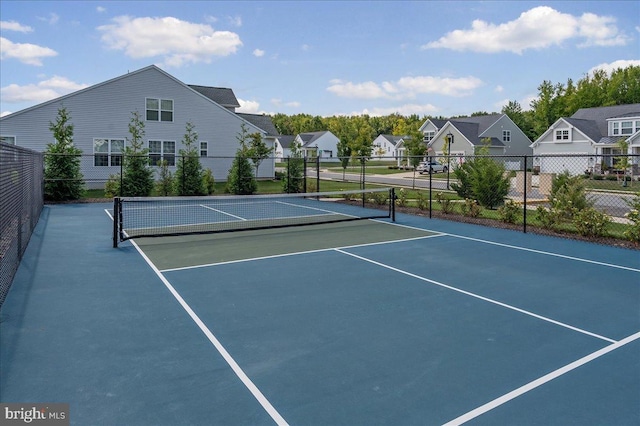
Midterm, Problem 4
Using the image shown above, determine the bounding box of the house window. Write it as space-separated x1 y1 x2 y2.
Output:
621 121 633 135
146 98 173 122
423 131 435 142
200 142 208 157
93 138 124 167
502 130 511 143
1 135 16 145
611 120 640 135
555 130 569 141
149 140 175 166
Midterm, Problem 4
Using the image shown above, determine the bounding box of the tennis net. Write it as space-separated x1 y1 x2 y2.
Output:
113 187 395 247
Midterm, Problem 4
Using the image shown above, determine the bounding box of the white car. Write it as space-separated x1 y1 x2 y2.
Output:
416 161 448 174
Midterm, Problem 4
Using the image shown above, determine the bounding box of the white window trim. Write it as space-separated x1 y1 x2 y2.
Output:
145 97 174 122
200 141 208 157
555 129 570 143
1 135 17 145
148 140 176 166
93 138 125 167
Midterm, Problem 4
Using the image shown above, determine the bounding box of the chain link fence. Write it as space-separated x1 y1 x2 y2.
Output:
1 143 44 307
41 152 640 247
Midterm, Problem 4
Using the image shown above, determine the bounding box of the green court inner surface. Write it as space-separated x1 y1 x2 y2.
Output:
135 220 436 270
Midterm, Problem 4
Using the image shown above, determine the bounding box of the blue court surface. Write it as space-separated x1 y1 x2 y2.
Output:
1 202 638 425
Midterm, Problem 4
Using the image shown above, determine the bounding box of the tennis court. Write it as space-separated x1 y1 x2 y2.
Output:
1 191 638 425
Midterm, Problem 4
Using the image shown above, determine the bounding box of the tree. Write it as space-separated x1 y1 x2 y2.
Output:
282 139 305 193
614 138 631 186
403 125 427 169
226 124 257 195
121 111 154 197
247 132 274 177
44 107 84 201
451 141 510 209
175 121 206 196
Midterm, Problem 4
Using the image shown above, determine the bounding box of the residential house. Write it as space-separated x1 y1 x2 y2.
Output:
371 134 404 160
418 114 532 170
530 104 640 175
293 131 340 159
275 135 296 159
0 65 275 187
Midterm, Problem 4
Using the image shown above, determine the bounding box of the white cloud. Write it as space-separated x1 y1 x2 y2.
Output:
97 16 243 67
327 75 483 99
346 103 439 117
0 20 33 33
0 76 89 103
301 44 310 51
237 98 260 113
423 6 629 54
227 15 242 27
96 6 106 13
1 111 13 117
0 37 58 66
38 13 59 25
327 80 390 99
589 59 640 75
495 85 504 93
253 48 265 57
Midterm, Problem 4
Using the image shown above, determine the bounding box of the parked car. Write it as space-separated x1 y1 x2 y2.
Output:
416 161 448 174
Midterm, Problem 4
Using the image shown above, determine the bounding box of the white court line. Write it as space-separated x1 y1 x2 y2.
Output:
443 331 640 425
199 204 248 221
372 219 640 273
334 249 617 344
128 238 289 426
160 233 444 273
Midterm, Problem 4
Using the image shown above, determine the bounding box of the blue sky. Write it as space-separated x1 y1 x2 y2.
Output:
1 1 639 118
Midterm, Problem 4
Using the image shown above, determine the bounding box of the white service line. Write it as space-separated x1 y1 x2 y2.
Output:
334 248 617 344
199 204 248 221
448 233 640 272
443 331 640 425
129 238 289 426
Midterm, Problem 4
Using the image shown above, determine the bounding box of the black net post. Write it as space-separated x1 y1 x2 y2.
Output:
390 188 396 222
113 197 120 248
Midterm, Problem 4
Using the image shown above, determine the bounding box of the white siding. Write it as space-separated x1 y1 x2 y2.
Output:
0 66 270 183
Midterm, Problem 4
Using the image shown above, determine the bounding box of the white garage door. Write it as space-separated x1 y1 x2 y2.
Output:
540 154 588 176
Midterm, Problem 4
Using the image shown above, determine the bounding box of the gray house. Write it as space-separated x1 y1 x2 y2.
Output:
0 65 275 186
417 114 532 169
531 103 640 175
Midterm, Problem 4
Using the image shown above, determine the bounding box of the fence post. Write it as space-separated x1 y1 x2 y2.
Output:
119 155 123 197
523 155 528 234
303 156 307 193
429 165 433 219
316 155 320 193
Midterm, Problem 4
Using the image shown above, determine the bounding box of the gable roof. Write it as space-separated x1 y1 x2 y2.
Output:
0 65 263 135
237 113 278 136
571 103 640 136
298 131 330 147
564 117 602 143
420 114 504 139
376 134 405 146
277 135 296 149
188 85 240 109
450 114 504 135
449 121 505 147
